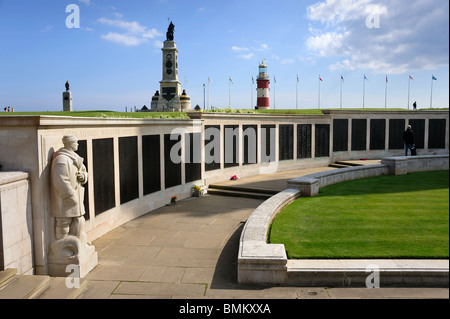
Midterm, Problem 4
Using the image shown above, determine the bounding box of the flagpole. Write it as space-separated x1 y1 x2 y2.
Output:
340 75 343 108
296 74 298 109
273 75 276 110
363 74 365 109
385 75 388 108
430 75 434 109
229 76 231 108
207 77 210 110
251 77 254 109
407 76 410 110
318 75 320 109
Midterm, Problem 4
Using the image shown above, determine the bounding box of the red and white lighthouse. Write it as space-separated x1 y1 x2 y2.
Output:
256 60 270 109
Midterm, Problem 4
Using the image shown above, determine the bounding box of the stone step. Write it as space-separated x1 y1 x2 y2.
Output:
207 188 274 200
335 161 364 167
0 268 17 288
208 184 279 195
37 277 88 299
328 163 351 168
0 274 50 299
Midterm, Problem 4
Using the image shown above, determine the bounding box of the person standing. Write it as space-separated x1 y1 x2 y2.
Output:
403 125 415 156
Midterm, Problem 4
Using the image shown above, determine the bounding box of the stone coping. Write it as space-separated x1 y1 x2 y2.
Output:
238 155 449 286
0 171 30 185
0 115 198 127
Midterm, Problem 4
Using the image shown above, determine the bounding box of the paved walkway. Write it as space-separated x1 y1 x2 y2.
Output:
79 165 449 299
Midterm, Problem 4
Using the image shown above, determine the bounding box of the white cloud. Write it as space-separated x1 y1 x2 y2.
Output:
153 40 164 49
306 0 449 74
232 43 269 59
41 25 54 32
101 32 145 46
232 46 249 52
142 28 163 39
280 58 295 64
238 53 255 60
98 17 162 47
98 17 147 34
78 0 91 6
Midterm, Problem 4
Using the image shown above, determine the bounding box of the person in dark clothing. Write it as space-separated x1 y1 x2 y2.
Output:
403 125 415 156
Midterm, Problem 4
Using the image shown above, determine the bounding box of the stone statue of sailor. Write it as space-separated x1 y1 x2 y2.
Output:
51 135 88 240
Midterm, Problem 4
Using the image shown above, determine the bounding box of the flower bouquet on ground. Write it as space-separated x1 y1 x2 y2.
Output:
193 185 207 197
166 195 177 206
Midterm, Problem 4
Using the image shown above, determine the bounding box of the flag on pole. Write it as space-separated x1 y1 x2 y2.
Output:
297 74 299 82
432 75 437 80
252 76 254 84
341 75 344 82
386 75 388 83
364 74 368 80
229 76 233 84
208 77 213 83
409 75 414 80
319 75 323 81
274 75 277 83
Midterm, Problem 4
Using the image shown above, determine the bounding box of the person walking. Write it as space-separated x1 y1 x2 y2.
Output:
403 125 415 156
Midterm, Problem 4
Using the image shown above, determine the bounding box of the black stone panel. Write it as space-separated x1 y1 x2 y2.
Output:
429 119 446 149
370 119 386 150
204 125 221 171
279 124 294 161
224 125 239 168
142 135 161 195
351 119 367 151
119 136 139 204
185 133 202 183
92 138 115 216
243 125 257 165
408 119 425 149
75 140 89 220
297 124 312 159
333 119 348 152
315 124 330 157
164 134 182 189
261 125 276 163
389 119 406 150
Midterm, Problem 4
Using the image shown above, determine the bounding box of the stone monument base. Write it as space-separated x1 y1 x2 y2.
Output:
62 91 73 112
48 235 98 278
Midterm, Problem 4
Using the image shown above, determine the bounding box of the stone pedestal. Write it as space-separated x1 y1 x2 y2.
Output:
62 91 72 112
48 235 97 278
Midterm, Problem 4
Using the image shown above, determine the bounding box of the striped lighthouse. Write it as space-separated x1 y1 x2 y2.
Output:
256 60 270 109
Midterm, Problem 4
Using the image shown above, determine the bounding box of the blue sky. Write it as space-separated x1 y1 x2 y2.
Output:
0 0 448 112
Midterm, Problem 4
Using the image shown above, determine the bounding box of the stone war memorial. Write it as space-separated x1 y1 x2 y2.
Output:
0 19 449 300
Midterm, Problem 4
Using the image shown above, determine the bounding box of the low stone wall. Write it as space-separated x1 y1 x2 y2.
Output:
238 155 449 286
0 172 33 275
238 188 300 284
382 155 449 175
287 164 389 196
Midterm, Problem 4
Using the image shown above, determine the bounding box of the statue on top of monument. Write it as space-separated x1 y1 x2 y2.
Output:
65 81 70 92
166 21 175 41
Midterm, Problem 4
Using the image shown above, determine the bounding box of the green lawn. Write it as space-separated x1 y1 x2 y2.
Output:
269 171 449 259
0 111 190 119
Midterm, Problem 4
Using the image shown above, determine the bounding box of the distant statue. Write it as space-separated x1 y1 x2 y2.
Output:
166 21 175 41
65 81 70 92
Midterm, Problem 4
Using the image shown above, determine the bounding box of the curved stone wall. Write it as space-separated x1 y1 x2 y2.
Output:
238 155 449 286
